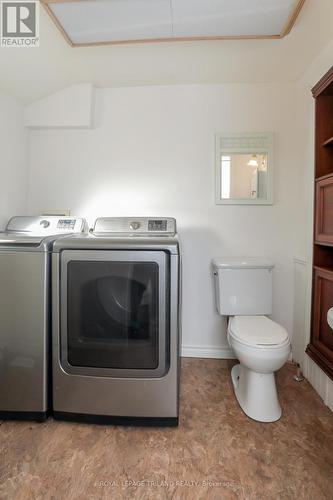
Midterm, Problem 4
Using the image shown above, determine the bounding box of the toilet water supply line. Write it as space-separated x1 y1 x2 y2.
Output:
293 363 305 382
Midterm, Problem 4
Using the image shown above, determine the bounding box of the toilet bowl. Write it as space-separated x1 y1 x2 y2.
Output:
228 315 291 422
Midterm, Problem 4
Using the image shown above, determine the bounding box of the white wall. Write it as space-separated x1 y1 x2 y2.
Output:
0 92 27 229
27 83 303 356
24 84 95 129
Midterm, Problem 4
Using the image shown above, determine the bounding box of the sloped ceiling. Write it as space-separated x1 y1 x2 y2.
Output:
0 0 332 103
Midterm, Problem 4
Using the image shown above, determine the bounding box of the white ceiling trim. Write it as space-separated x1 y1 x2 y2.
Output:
41 0 306 47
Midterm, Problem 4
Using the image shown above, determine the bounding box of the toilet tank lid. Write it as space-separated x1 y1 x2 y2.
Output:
212 257 274 270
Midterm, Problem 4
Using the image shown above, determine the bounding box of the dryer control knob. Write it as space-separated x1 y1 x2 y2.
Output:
130 221 141 231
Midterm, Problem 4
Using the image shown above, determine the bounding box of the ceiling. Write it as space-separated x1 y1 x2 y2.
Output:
0 0 332 103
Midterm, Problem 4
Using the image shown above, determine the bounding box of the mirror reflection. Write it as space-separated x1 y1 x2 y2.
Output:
220 153 268 200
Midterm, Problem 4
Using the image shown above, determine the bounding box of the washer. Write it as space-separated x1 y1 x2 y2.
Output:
0 216 87 421
52 217 181 425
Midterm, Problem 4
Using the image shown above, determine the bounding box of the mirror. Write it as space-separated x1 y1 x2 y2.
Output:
221 153 268 200
215 133 273 205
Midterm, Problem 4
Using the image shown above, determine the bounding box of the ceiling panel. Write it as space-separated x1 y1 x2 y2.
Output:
43 0 305 46
172 0 296 37
50 0 173 44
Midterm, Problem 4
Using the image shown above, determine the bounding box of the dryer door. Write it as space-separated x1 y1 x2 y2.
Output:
60 250 170 378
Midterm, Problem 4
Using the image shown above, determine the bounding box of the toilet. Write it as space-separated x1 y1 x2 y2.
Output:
212 257 291 423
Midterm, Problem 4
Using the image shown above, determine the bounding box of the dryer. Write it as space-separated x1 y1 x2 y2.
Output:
0 216 87 421
52 217 181 425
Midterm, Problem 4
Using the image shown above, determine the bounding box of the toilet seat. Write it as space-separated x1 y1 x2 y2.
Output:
229 315 289 347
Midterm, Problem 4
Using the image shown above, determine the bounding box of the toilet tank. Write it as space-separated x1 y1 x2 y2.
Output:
212 257 274 316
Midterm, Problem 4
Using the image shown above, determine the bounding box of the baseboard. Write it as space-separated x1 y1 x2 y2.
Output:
181 345 235 359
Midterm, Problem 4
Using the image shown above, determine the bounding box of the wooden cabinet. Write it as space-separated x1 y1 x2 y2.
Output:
306 66 333 379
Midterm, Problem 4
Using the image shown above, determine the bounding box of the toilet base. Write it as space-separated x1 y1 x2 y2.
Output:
231 364 282 423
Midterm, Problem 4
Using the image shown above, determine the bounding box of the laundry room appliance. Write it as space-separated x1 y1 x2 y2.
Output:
0 216 87 421
52 217 181 425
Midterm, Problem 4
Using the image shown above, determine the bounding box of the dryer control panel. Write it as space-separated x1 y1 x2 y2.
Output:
93 217 176 236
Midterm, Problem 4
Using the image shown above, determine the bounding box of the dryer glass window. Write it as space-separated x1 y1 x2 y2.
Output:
67 261 159 369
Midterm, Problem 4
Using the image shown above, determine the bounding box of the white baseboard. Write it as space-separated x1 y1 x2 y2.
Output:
181 345 235 359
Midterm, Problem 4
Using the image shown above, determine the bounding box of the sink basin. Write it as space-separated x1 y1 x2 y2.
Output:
327 308 333 329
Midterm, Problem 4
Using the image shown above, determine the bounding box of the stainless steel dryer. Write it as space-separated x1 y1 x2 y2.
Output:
0 216 87 421
52 217 181 426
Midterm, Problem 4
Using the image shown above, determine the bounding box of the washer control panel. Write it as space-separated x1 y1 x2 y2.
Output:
93 217 176 236
6 216 86 235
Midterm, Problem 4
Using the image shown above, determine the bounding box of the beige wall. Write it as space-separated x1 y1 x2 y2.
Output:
0 93 27 229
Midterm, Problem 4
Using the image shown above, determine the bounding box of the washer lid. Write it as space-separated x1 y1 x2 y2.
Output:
229 316 289 346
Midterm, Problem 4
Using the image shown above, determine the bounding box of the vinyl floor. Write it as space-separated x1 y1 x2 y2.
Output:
1 358 333 499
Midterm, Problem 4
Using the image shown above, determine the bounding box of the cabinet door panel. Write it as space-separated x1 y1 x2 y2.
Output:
315 175 333 245
313 267 333 355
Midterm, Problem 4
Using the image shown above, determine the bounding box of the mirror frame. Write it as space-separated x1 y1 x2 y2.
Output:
215 132 274 205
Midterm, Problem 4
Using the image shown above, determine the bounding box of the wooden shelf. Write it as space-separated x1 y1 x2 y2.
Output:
322 136 333 147
309 64 333 381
